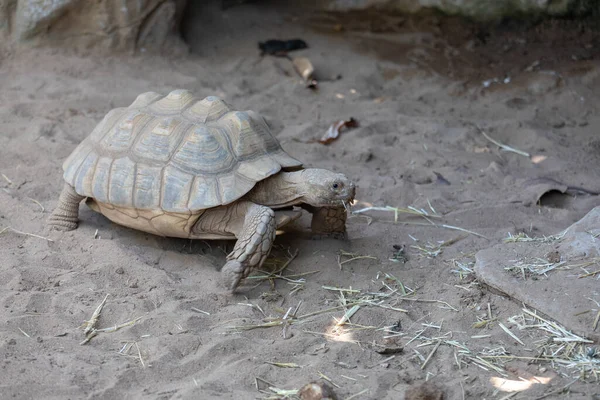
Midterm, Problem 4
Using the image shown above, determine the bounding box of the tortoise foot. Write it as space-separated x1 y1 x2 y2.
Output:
47 215 79 231
220 260 245 292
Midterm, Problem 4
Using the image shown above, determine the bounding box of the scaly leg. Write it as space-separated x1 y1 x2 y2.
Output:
302 205 348 240
200 202 276 291
48 183 85 231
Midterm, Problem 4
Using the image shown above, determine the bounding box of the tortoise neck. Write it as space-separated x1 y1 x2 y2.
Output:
246 171 305 208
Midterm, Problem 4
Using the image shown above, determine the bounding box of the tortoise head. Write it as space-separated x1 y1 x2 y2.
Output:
300 168 356 208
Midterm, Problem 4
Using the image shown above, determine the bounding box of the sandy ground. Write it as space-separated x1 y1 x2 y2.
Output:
1 2 600 399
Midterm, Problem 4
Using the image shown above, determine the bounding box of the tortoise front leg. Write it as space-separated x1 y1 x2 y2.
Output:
302 205 348 240
48 183 85 231
219 203 277 291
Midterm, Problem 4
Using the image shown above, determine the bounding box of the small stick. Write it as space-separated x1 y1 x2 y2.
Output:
281 306 293 339
336 305 360 327
421 340 441 370
265 361 300 368
18 327 31 338
345 389 369 400
476 125 530 157
593 310 600 331
82 294 109 335
135 342 145 368
274 248 299 274
367 355 395 368
578 269 600 279
0 226 53 242
339 255 377 265
1 173 12 184
317 371 341 388
400 297 459 312
94 317 142 333
255 376 277 389
27 198 45 212
531 379 577 400
498 322 525 346
322 286 361 293
440 224 488 240
191 307 210 315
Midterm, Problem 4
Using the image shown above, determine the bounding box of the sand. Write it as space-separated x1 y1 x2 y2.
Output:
1 2 600 399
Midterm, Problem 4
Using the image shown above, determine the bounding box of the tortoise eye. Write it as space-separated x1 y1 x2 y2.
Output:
332 182 342 190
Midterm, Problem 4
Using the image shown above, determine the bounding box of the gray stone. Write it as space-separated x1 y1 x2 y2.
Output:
475 206 600 343
322 0 596 20
3 0 187 52
0 0 17 36
475 207 600 342
15 0 76 40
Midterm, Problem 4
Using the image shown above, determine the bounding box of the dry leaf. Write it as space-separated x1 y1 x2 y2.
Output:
319 118 359 145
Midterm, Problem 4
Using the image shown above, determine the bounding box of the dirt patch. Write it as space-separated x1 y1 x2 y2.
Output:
1 2 600 399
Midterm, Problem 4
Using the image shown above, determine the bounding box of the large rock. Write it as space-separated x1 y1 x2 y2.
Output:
2 0 187 52
475 206 600 343
321 0 597 20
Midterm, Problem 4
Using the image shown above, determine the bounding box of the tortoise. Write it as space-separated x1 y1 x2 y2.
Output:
48 89 356 291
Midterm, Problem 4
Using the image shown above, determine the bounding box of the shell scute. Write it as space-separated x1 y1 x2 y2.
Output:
91 157 113 202
134 164 162 209
161 166 194 212
108 157 136 206
172 126 233 175
132 117 184 163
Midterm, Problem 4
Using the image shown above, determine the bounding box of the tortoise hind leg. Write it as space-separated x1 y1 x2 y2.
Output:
219 203 276 292
48 183 85 231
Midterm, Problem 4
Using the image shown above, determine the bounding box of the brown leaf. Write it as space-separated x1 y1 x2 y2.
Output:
318 118 359 145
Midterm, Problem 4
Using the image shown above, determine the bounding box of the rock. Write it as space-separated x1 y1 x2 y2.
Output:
320 0 596 20
3 0 187 52
299 381 338 400
0 0 16 36
474 206 600 343
15 0 74 40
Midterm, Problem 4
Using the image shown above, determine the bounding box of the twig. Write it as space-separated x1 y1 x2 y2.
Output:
27 198 45 212
498 322 525 346
578 269 600 279
322 286 361 293
317 371 341 388
18 327 30 338
1 173 12 184
135 342 145 368
421 340 441 370
82 294 109 336
476 125 530 157
532 379 577 400
440 224 488 239
0 226 53 242
400 297 459 312
94 317 142 333
345 389 369 400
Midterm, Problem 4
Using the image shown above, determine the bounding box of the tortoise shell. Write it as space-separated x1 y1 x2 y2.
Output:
62 89 302 212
